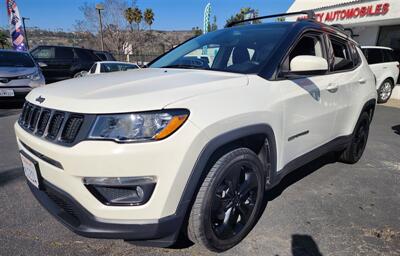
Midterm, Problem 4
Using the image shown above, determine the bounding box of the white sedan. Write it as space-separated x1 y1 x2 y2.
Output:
88 61 140 75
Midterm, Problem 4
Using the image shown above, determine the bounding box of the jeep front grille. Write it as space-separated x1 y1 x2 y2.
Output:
19 102 90 146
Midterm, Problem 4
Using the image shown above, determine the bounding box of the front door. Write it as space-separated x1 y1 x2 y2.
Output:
276 33 338 167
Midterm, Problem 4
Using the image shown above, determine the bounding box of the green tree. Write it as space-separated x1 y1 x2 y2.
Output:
0 30 10 49
210 15 218 31
124 7 135 31
225 7 261 27
144 8 155 30
132 7 142 31
192 27 203 37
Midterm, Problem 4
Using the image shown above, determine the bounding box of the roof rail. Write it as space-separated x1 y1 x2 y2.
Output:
227 10 315 27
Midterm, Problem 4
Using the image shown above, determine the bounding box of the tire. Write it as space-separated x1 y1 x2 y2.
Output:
377 79 393 104
73 71 87 78
187 148 265 252
339 112 370 164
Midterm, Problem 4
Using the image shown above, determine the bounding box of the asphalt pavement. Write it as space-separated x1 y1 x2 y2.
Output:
0 105 399 256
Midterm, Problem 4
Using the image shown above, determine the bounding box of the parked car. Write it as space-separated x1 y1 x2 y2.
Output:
0 50 45 104
30 45 101 83
361 46 399 103
94 51 116 61
15 12 377 252
88 61 140 75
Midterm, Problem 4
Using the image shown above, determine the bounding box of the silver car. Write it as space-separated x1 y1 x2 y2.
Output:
0 50 45 104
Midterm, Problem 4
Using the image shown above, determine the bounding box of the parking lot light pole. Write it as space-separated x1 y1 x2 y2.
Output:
22 17 30 50
95 3 105 51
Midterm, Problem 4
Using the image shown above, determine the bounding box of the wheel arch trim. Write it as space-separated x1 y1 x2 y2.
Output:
175 124 277 217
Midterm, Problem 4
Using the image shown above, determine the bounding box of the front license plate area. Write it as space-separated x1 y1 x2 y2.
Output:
0 89 15 97
20 151 42 190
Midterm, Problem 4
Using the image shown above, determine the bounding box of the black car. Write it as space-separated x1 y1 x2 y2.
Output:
30 46 105 83
94 51 116 61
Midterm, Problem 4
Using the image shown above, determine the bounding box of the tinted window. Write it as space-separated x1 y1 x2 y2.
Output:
281 34 326 73
0 51 35 67
75 49 99 61
330 38 353 71
89 64 97 73
383 49 395 62
56 47 74 59
350 43 361 67
366 49 383 64
150 23 290 74
31 47 55 59
101 63 138 73
95 53 107 61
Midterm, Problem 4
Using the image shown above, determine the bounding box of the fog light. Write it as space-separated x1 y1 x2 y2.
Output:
83 176 156 206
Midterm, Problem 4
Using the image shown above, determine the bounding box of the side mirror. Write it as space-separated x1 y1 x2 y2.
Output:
37 62 48 68
290 55 328 74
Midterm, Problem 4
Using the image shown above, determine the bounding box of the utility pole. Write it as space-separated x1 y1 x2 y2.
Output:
22 17 30 50
95 3 105 51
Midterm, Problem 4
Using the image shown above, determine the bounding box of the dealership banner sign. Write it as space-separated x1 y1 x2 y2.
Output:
299 2 391 23
6 0 27 51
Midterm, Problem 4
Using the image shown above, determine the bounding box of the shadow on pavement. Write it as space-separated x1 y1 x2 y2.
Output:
291 234 323 256
392 125 400 135
265 153 337 202
0 167 24 187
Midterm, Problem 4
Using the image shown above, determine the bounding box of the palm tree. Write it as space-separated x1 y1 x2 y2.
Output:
225 7 261 27
132 7 142 31
124 7 135 31
144 8 154 30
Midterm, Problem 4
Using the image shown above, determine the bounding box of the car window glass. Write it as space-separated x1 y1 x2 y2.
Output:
350 44 361 67
75 49 99 61
227 48 255 67
383 50 395 62
0 51 35 67
330 38 353 71
89 64 97 73
31 47 55 59
150 24 290 74
96 53 107 61
56 47 74 59
366 49 383 64
101 63 139 73
183 45 220 68
281 34 325 73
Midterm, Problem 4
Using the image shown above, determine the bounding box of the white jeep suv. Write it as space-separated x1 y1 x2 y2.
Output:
15 14 377 252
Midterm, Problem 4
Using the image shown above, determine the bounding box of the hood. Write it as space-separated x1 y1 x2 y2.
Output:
26 68 248 113
0 67 37 77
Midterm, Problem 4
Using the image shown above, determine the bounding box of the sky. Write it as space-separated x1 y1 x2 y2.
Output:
1 0 294 31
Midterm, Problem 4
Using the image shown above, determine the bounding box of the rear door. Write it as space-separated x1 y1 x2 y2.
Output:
328 37 369 136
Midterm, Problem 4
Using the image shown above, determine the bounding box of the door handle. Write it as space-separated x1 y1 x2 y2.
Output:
327 83 339 93
358 78 366 84
383 67 388 69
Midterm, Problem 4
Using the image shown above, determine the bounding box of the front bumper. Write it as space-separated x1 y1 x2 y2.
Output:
15 115 205 241
0 86 31 104
29 180 183 245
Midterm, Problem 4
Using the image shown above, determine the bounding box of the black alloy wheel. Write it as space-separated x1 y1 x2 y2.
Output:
211 162 259 240
188 147 266 252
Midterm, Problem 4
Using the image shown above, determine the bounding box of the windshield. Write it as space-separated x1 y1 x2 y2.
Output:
0 51 35 68
150 23 290 74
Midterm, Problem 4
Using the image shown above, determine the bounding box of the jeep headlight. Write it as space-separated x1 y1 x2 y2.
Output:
19 71 42 81
88 110 189 142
